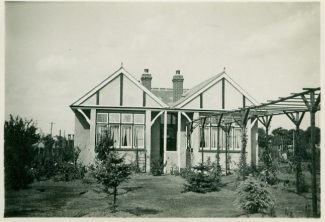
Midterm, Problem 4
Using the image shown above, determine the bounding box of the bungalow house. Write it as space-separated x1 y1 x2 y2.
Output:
70 65 259 173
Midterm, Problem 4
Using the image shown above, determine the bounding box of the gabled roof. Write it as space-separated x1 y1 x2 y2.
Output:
172 70 259 108
71 66 169 108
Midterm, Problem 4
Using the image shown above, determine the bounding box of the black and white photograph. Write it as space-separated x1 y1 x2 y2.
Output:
3 0 322 218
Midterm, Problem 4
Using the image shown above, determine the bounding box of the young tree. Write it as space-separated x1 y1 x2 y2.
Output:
95 130 131 210
4 115 40 190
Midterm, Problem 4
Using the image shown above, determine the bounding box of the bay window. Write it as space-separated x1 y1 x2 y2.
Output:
96 112 145 149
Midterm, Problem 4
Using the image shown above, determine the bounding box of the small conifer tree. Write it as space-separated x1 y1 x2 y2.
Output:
184 162 221 193
95 129 131 210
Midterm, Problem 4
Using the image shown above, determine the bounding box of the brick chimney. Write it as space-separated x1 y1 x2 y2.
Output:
141 68 152 90
172 70 184 102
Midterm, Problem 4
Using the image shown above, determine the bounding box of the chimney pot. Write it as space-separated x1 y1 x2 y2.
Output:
141 69 152 91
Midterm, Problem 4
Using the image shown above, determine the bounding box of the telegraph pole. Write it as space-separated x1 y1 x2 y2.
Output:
50 122 55 136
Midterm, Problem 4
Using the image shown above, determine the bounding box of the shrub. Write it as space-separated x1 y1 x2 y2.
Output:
259 169 278 185
234 177 275 214
170 164 180 176
151 159 165 176
183 163 221 193
4 115 40 190
234 163 260 181
55 162 86 181
180 167 194 180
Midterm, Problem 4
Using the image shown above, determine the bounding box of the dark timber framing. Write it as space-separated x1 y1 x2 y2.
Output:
243 95 246 108
222 78 225 109
284 111 305 194
120 74 123 106
200 93 203 109
143 91 146 107
96 92 99 105
200 117 207 163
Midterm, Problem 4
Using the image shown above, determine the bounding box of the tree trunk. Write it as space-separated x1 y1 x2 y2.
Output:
113 186 117 209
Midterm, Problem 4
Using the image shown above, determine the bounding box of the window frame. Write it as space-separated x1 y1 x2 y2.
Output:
96 111 145 149
198 118 241 152
96 113 108 124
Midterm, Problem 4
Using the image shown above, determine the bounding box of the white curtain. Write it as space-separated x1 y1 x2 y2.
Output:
110 125 120 148
204 127 210 148
122 125 132 147
211 127 218 149
133 125 144 148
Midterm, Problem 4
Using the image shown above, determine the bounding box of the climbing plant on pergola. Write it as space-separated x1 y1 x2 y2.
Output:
186 87 320 217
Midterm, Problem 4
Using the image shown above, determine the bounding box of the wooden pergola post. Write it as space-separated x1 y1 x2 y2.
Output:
200 117 207 164
257 115 273 173
221 123 232 175
237 108 250 179
301 91 320 217
216 114 223 174
186 122 194 168
284 111 305 193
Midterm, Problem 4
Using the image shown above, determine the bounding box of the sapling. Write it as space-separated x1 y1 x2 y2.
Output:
95 129 131 210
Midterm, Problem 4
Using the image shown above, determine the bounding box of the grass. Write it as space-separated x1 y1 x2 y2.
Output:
5 172 319 217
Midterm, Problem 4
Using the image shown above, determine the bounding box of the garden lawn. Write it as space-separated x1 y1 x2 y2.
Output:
5 173 318 217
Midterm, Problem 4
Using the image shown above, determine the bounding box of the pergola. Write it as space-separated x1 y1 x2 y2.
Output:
186 87 320 217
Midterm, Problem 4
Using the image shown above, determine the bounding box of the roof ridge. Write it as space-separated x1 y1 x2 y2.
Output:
71 66 124 106
71 66 169 107
171 71 225 107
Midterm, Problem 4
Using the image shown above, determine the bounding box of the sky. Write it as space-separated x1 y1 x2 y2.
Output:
4 1 321 136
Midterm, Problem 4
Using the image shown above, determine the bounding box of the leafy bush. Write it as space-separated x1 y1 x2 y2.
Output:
4 115 40 190
151 159 165 176
259 169 278 185
234 177 275 214
54 162 86 182
170 164 180 176
183 163 221 193
32 136 85 181
180 167 194 180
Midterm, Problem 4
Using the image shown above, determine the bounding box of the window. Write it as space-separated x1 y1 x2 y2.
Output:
200 127 210 148
199 116 241 151
134 125 144 148
232 128 241 150
122 113 133 123
134 114 145 124
109 124 120 148
97 113 108 123
121 125 132 147
109 113 120 123
96 112 145 149
211 127 218 149
220 129 226 150
96 124 108 144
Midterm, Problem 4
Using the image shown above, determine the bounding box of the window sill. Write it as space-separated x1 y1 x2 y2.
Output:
198 149 244 153
109 148 145 152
